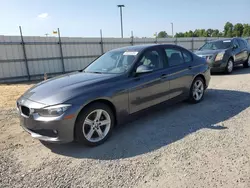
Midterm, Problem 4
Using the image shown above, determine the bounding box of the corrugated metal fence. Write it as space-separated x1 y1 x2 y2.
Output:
0 35 249 83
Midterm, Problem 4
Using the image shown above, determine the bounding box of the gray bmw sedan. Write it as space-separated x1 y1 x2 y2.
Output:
17 44 210 146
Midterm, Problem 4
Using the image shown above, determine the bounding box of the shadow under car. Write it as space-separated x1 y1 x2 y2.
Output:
42 88 250 160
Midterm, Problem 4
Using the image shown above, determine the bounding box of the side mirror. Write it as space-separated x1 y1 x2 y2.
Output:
233 44 238 49
136 65 153 74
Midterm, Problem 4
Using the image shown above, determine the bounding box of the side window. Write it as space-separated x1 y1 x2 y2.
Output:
243 39 248 47
138 50 163 70
233 39 240 47
165 48 184 67
182 50 192 63
238 39 245 48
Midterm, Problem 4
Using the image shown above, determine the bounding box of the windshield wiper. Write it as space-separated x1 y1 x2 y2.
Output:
87 71 103 74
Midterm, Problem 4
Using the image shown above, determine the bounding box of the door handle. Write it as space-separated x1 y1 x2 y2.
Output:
188 66 192 70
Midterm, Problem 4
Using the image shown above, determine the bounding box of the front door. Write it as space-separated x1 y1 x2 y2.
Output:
128 48 170 113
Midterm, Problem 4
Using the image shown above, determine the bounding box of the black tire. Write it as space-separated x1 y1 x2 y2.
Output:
188 77 205 104
243 55 250 68
75 102 114 146
225 58 234 74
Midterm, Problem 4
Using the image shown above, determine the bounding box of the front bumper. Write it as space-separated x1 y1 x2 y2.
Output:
17 98 77 143
19 114 75 143
208 60 227 73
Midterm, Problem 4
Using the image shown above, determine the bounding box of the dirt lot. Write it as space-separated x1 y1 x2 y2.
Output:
0 67 250 188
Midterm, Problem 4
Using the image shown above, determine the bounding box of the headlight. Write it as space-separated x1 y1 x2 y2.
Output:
35 104 71 117
215 52 225 61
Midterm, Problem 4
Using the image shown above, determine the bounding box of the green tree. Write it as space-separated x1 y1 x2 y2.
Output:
201 29 208 37
233 23 244 37
157 31 168 38
224 22 234 37
193 29 200 37
207 29 214 37
187 30 194 37
183 31 193 37
175 32 184 37
171 22 250 38
242 24 250 37
219 32 224 37
211 29 219 37
193 29 208 37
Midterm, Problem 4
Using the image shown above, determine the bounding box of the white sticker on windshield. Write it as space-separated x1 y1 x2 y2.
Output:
223 40 231 43
123 51 138 56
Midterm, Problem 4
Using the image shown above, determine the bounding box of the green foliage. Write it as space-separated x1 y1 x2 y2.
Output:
207 29 213 37
242 24 250 37
175 32 185 37
157 31 168 38
172 22 250 38
224 22 234 37
233 23 244 37
211 29 219 37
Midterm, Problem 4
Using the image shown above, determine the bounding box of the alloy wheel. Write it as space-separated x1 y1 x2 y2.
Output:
227 60 233 73
82 109 111 143
192 80 204 101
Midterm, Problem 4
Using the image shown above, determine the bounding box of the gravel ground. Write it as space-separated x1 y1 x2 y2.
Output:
0 67 250 188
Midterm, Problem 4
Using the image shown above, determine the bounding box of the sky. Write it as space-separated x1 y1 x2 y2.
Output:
0 0 250 38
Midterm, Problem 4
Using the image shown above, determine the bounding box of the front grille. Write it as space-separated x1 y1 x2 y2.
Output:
21 106 30 117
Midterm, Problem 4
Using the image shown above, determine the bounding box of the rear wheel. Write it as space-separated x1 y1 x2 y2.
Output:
75 103 114 146
225 59 234 74
243 55 250 68
188 77 205 103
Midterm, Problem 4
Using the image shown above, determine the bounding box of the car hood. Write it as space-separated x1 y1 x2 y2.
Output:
20 72 118 105
195 49 226 56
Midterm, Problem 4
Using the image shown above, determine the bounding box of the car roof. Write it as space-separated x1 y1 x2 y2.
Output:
110 44 183 52
206 38 231 43
207 37 246 43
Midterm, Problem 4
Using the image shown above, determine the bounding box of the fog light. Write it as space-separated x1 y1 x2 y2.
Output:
53 130 58 134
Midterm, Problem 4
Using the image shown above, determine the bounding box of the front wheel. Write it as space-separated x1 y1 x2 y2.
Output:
243 55 250 68
225 59 234 74
75 103 114 146
188 77 205 103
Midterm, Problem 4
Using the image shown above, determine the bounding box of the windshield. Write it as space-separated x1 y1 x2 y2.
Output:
84 50 138 74
200 40 232 50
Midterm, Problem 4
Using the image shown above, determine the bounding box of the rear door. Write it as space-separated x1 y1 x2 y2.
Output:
237 39 249 62
128 47 170 113
162 46 194 99
232 39 242 64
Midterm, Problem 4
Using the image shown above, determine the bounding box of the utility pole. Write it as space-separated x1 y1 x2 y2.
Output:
57 28 65 73
117 5 125 38
171 22 174 38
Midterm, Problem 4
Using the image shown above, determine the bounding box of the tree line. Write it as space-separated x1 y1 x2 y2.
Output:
157 22 250 38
